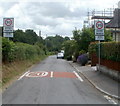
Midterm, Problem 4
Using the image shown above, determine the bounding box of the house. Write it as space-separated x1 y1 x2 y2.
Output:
105 8 120 42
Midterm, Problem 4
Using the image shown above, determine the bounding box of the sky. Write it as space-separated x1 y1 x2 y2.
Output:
0 0 119 38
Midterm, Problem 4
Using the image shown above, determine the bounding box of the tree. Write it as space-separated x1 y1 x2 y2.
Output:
12 29 45 45
45 35 70 52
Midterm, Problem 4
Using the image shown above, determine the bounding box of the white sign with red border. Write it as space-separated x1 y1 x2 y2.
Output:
95 20 104 36
3 18 14 33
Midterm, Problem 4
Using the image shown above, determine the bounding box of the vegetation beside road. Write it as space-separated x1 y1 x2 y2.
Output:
2 37 48 88
89 41 120 62
63 27 112 62
1 29 70 90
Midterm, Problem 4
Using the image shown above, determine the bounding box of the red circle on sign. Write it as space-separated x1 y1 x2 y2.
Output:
5 19 12 26
96 21 103 29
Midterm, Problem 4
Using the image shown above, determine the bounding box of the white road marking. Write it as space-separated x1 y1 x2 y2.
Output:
73 66 82 73
18 70 30 80
41 72 48 77
51 71 53 78
73 71 83 82
25 71 48 77
104 95 118 104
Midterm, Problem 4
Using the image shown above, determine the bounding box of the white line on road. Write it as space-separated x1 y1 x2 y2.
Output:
73 66 82 73
104 95 118 104
51 71 53 78
18 70 30 80
73 71 83 82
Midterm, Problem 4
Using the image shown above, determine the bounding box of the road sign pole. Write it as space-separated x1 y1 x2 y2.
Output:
95 20 104 71
98 40 100 71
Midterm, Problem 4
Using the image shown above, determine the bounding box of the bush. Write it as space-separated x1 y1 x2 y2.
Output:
89 41 120 62
2 38 17 62
2 37 45 62
66 55 72 61
100 42 120 61
77 54 88 66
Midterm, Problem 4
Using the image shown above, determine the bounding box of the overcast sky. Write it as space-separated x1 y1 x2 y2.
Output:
0 0 119 38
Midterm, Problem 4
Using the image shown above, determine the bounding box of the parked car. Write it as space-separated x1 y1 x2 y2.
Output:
57 52 64 59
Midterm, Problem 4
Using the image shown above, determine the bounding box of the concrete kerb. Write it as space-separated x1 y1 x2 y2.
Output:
69 62 120 100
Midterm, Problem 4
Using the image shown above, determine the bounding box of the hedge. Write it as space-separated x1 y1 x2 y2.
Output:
89 41 120 62
2 37 45 62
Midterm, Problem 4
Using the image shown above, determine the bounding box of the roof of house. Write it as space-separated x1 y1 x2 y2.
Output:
92 16 113 20
106 9 120 28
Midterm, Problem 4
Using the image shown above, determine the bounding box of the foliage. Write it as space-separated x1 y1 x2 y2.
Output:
77 54 88 66
88 41 120 62
2 37 45 62
79 50 86 55
11 29 44 45
62 40 77 60
100 42 120 61
88 42 98 55
63 27 113 62
45 35 70 52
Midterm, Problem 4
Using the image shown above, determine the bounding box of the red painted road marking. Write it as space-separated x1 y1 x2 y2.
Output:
53 72 77 78
25 71 79 79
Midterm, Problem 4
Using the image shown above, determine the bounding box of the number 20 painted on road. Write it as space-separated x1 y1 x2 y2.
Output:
25 71 48 77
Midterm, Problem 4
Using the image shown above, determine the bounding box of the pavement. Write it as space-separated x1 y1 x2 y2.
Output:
69 61 120 101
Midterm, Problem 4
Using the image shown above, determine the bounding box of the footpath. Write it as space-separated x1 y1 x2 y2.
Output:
69 61 120 101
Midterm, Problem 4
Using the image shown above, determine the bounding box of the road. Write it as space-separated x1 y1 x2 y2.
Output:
2 56 112 104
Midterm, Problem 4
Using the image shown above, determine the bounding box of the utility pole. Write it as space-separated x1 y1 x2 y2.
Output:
75 27 77 30
39 30 41 37
46 34 47 48
87 9 90 27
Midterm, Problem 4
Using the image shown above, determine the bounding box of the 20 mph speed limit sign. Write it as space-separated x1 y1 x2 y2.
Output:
3 18 14 37
95 20 104 36
95 20 104 40
3 18 14 33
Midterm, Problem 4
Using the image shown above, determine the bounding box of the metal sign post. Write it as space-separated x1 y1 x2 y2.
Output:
98 40 100 70
95 20 104 70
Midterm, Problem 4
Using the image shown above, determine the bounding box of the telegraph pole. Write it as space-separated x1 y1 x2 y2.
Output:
39 30 41 37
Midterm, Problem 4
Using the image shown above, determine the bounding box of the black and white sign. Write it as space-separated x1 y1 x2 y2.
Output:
3 18 14 37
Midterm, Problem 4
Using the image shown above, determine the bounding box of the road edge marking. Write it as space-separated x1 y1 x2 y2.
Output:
104 95 118 104
69 62 120 100
73 71 83 82
18 70 30 80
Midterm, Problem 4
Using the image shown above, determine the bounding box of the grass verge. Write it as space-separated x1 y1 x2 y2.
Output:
1 55 48 92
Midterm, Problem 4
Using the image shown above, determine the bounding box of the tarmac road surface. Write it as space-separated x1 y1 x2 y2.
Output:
2 56 112 104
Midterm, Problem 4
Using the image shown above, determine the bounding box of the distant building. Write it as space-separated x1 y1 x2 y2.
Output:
105 9 120 42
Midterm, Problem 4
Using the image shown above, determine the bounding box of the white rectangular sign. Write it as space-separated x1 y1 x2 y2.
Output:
3 18 14 33
95 29 104 35
95 36 104 40
3 33 13 37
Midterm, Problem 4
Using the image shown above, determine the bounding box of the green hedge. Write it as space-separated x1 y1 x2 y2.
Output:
89 41 120 62
2 37 45 62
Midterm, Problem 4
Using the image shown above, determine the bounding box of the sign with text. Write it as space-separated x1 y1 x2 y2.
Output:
95 20 104 40
3 33 13 37
3 18 14 37
95 36 104 41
